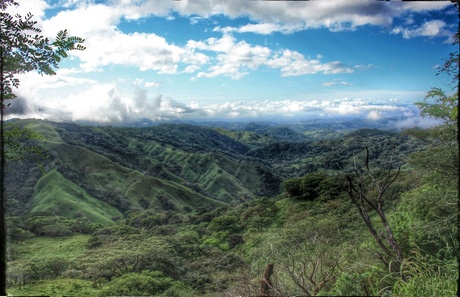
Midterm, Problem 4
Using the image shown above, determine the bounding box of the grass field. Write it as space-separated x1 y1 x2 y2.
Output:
32 169 121 225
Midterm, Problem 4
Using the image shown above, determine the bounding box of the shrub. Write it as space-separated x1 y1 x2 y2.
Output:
98 270 181 296
281 171 332 200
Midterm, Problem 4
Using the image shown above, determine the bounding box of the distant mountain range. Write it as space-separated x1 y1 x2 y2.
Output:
5 118 424 225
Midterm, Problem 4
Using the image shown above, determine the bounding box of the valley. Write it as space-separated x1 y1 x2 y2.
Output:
4 118 457 296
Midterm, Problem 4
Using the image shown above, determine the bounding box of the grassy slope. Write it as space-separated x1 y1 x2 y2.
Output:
32 169 121 225
211 127 277 148
52 142 226 211
138 141 266 201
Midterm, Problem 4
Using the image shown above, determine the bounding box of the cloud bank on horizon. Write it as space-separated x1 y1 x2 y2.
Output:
4 0 457 127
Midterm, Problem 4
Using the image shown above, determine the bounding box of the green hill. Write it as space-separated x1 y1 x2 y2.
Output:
32 169 121 225
5 119 424 221
5 118 454 297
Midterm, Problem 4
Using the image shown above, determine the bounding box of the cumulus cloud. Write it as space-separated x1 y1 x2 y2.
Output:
26 0 452 75
6 80 437 129
19 0 451 81
188 98 435 130
13 0 454 41
170 0 450 33
391 20 452 41
38 2 208 74
266 50 354 76
5 0 48 20
7 82 197 123
145 81 161 88
32 2 358 80
188 35 355 79
190 34 272 79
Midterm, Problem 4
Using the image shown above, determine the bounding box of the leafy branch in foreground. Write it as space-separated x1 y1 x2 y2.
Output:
4 124 44 162
1 0 86 101
415 88 458 126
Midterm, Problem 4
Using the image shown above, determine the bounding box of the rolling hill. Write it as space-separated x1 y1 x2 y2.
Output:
5 118 424 224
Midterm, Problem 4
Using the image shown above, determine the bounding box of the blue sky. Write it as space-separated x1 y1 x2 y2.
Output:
5 0 458 126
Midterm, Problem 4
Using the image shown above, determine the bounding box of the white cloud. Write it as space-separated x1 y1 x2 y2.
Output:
189 98 426 125
214 23 302 35
354 64 376 70
6 79 435 129
391 20 452 41
266 50 354 77
11 70 97 104
145 81 161 88
192 34 274 79
5 0 48 20
8 82 196 123
38 2 208 74
163 0 450 34
189 35 355 79
16 0 454 39
367 110 382 120
323 81 337 87
23 0 450 81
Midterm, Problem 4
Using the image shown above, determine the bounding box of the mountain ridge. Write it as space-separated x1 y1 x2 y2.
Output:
5 118 424 224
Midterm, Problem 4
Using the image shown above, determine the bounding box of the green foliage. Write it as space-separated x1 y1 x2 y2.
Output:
7 278 99 296
415 87 458 124
392 175 457 257
405 123 458 177
281 171 339 200
24 215 73 237
281 177 303 197
240 198 277 231
4 117 455 297
79 234 176 284
1 0 85 100
7 235 89 288
207 215 240 233
98 270 182 297
31 169 122 226
11 234 90 261
200 236 229 251
392 249 458 297
9 227 33 243
4 123 45 162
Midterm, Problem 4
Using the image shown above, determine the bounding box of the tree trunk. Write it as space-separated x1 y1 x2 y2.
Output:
260 263 274 296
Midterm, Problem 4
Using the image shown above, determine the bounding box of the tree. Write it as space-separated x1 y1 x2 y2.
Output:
97 270 182 297
0 1 85 294
341 148 404 274
281 171 335 200
416 87 458 125
265 220 347 296
407 63 459 178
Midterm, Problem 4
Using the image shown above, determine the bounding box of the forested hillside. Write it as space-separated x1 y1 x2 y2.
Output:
4 118 458 296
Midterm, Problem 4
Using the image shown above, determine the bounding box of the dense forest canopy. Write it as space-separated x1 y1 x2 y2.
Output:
3 114 458 296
